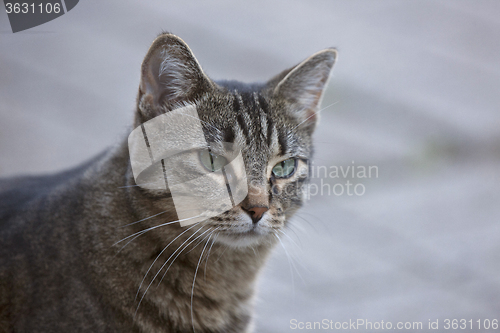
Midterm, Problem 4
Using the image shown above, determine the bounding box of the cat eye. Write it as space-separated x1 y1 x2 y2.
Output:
272 159 296 178
199 150 228 172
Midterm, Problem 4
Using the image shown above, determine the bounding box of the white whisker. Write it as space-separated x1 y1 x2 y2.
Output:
133 226 206 318
293 213 319 233
119 210 169 228
277 229 303 253
204 233 218 281
274 232 295 300
191 233 213 333
283 224 304 247
277 229 310 274
156 228 213 286
184 228 216 255
214 243 229 263
135 222 200 301
275 232 306 287
291 101 339 131
113 214 205 252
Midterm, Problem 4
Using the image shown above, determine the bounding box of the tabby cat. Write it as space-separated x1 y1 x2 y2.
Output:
0 33 336 332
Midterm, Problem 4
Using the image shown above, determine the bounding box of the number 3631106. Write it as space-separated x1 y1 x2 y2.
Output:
5 2 61 14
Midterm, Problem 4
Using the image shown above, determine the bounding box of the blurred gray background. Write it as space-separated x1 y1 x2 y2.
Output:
1 1 499 332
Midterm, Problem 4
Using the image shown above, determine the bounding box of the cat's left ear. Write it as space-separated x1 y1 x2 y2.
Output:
272 49 337 132
137 33 215 119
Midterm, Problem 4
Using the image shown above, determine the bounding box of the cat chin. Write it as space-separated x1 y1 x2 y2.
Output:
215 231 273 248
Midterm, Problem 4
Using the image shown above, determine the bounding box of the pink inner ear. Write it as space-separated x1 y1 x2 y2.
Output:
141 71 160 105
273 50 336 131
292 87 324 128
138 35 214 114
305 89 324 123
139 49 165 109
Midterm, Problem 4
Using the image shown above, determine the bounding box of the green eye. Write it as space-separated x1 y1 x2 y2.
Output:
272 159 296 178
199 150 228 172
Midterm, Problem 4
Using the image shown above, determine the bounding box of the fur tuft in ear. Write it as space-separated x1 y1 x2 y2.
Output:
272 49 337 131
137 33 214 119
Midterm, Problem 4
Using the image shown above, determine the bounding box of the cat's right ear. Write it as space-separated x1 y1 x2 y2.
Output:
137 33 214 119
270 48 337 133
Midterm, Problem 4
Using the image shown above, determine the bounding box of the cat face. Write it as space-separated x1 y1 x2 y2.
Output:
134 33 336 247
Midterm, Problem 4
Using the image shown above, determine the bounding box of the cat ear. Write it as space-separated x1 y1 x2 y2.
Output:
272 49 337 131
137 33 214 118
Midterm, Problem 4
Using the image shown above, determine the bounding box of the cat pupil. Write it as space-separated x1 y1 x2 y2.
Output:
272 159 295 178
208 151 215 172
199 150 227 172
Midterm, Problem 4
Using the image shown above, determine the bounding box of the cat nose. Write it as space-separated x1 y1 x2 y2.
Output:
243 206 269 224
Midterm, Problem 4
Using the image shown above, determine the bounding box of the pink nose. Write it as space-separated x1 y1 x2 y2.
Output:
246 206 269 223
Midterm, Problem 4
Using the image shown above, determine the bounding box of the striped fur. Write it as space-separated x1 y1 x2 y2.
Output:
0 33 336 332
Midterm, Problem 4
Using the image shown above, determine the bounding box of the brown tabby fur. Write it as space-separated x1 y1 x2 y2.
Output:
0 33 336 332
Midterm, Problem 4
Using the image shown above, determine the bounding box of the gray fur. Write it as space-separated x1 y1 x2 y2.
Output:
0 33 336 332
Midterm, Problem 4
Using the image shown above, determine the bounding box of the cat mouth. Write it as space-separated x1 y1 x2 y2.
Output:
222 226 261 237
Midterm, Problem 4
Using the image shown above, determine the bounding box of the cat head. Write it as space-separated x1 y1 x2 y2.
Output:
133 33 337 247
